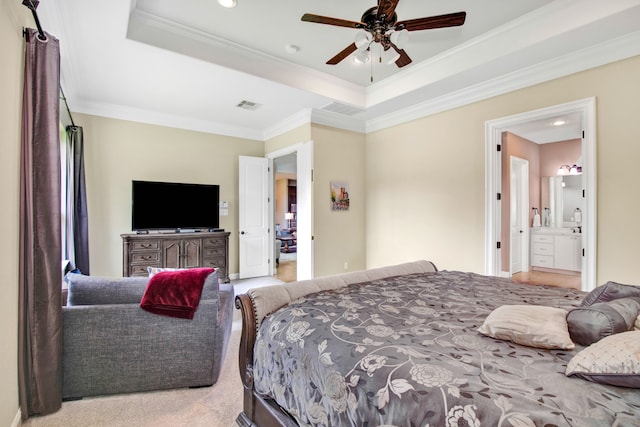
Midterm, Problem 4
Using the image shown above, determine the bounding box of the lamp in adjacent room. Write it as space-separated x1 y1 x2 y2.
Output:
285 212 294 229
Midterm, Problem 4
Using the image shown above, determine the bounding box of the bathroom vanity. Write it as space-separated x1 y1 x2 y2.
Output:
531 227 582 272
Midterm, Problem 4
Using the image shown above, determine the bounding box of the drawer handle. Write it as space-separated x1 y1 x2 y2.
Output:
141 255 153 260
141 244 153 248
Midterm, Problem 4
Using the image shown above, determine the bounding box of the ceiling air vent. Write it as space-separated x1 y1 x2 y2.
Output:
320 102 363 116
236 100 262 111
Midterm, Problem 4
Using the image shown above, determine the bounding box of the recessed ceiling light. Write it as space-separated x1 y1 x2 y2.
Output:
552 119 566 126
217 0 237 8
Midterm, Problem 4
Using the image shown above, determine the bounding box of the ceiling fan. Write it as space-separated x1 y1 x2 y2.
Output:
301 0 466 68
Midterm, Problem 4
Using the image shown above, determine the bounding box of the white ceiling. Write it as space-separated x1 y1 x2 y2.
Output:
37 0 640 141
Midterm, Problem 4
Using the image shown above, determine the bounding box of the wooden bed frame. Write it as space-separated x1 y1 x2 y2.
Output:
233 261 439 427
235 293 299 427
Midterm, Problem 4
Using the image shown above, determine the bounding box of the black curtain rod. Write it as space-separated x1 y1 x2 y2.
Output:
22 0 78 128
22 0 46 41
60 87 76 128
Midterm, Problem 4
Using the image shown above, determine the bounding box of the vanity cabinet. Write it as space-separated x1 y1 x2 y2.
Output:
122 231 230 282
530 229 581 272
554 235 582 272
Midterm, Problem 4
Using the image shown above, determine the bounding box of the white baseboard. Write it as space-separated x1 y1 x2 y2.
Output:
12 408 22 427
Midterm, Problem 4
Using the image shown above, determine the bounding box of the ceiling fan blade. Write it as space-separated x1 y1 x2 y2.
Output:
326 43 359 65
390 42 412 68
301 13 364 29
396 11 466 32
377 0 400 21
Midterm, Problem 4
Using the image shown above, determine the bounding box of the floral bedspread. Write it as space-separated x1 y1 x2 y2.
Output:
253 271 640 427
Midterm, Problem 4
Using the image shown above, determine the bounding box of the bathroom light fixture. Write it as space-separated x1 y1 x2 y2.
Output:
557 164 582 175
217 0 237 8
553 119 566 126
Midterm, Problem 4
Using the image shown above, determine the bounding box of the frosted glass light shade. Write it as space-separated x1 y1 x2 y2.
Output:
218 0 237 8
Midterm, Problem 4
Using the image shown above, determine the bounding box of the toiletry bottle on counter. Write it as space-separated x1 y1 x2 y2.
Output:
532 208 541 227
543 208 550 227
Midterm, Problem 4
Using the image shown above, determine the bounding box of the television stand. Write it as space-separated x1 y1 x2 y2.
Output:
121 231 230 282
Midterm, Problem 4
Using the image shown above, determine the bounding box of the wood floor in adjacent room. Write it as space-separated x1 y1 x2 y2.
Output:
275 252 297 283
512 270 581 290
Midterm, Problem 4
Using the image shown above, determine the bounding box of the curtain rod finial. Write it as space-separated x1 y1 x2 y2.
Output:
22 0 40 10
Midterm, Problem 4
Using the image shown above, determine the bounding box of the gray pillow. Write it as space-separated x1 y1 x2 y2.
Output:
581 281 640 306
567 297 640 346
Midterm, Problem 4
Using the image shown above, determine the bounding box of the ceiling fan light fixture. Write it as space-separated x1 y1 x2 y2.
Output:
381 47 400 65
354 30 373 49
217 0 237 8
390 29 409 47
353 48 370 64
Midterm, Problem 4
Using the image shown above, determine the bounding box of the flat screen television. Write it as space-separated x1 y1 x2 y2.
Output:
131 180 220 231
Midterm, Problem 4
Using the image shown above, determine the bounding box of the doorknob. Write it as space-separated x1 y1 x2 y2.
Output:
240 231 246 235
519 230 523 233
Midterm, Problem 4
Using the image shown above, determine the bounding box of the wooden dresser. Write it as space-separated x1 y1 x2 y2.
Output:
121 231 230 283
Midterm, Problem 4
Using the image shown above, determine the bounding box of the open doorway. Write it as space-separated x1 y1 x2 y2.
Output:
485 98 597 292
274 154 297 282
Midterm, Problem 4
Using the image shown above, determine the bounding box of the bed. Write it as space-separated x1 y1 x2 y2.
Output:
235 260 640 427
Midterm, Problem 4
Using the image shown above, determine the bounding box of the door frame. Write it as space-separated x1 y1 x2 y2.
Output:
510 156 529 276
267 141 314 280
485 97 597 291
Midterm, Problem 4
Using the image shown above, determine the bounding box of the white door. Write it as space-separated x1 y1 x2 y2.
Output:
510 156 529 275
239 156 270 278
296 141 314 280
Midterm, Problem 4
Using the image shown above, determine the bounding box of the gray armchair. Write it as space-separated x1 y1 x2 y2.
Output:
62 271 233 399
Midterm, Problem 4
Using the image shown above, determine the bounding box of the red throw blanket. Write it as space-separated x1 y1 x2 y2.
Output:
140 267 215 319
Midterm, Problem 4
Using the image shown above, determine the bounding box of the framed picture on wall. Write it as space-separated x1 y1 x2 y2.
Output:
330 181 350 211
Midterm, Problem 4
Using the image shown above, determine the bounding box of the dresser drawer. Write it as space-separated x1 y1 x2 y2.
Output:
203 237 225 248
131 240 160 251
131 252 160 263
204 247 225 257
130 264 157 276
532 254 554 268
202 257 226 268
532 234 554 244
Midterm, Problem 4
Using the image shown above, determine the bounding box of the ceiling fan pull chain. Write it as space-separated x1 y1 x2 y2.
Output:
371 52 374 82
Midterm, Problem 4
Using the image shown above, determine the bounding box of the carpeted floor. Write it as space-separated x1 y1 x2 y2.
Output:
23 276 284 427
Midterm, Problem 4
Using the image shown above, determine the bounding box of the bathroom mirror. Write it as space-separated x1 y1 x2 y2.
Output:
540 175 582 227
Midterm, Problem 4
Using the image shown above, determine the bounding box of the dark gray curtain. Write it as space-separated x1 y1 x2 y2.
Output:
18 28 62 418
65 126 90 274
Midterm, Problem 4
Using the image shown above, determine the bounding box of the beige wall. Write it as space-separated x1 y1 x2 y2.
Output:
0 1 30 424
366 55 640 285
311 124 366 276
264 124 311 154
74 113 264 277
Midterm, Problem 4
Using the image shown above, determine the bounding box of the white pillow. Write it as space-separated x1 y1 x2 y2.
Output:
478 305 574 350
147 266 185 277
566 330 640 388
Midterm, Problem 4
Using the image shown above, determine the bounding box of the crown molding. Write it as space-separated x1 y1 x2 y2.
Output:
366 31 640 133
262 109 312 141
74 100 265 141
